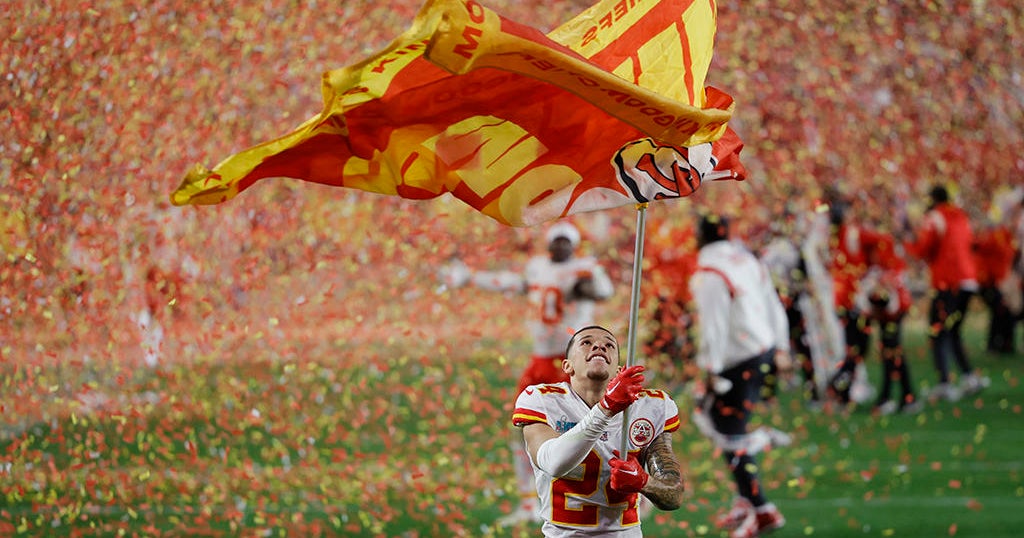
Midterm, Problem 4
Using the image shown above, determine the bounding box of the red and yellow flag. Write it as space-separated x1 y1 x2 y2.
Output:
171 0 745 227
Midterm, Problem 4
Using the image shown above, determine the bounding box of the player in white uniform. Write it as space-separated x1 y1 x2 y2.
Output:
689 214 789 538
441 222 615 523
512 326 685 537
521 243 612 365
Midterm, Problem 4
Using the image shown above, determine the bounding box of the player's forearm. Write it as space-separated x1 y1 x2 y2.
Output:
641 434 684 510
532 405 610 476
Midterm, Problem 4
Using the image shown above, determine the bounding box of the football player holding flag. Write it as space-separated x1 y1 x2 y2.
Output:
512 326 685 537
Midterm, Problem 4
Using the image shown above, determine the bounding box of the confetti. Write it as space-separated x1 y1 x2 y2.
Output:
2 0 1022 536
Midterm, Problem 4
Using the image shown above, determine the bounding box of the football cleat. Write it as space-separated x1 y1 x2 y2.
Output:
928 383 961 403
960 373 990 396
875 400 898 416
729 507 759 538
714 497 753 530
755 503 786 534
901 398 924 415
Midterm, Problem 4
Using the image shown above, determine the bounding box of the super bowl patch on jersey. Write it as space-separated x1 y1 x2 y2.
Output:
629 418 655 447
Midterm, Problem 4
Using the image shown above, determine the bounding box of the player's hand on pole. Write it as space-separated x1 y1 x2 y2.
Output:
600 365 645 414
609 451 649 493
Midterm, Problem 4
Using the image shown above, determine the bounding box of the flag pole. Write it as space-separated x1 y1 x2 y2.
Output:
620 202 649 457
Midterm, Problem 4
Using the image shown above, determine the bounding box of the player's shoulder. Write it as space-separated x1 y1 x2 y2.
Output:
637 387 675 402
525 254 553 267
513 382 572 427
635 387 679 414
571 255 601 268
521 382 572 398
634 388 681 431
522 256 545 273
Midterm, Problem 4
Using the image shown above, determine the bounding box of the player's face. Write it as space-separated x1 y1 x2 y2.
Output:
548 237 574 263
565 328 619 382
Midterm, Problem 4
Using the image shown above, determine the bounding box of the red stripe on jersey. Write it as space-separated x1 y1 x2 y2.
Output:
512 408 547 427
696 266 736 297
664 414 681 433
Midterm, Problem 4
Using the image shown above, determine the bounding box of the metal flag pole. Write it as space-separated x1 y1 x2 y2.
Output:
620 202 649 457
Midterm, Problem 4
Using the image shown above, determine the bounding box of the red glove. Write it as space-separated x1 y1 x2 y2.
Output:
600 365 645 414
609 453 649 493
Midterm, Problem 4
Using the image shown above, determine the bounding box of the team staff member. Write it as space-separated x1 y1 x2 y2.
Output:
688 214 788 538
905 185 987 400
512 326 685 537
972 218 1019 354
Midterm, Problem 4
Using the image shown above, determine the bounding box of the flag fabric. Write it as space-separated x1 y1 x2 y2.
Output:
172 0 745 227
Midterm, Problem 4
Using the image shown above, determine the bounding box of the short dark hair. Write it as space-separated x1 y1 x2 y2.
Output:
565 325 616 357
698 214 730 247
929 185 949 205
828 200 847 226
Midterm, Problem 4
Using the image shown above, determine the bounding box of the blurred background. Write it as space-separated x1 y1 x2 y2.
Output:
3 1 1023 536
3 0 1021 359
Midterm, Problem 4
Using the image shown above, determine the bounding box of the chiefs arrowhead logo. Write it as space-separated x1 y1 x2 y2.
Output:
613 138 718 202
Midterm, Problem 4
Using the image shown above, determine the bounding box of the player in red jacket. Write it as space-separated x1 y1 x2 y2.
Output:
972 221 1019 354
905 185 988 401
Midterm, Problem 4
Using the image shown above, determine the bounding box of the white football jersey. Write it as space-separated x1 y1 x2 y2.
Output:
524 256 613 357
512 382 680 537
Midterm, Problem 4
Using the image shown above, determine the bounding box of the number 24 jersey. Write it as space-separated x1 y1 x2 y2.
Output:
512 382 680 536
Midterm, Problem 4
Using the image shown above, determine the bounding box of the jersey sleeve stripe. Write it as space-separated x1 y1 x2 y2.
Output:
664 414 681 433
512 408 547 426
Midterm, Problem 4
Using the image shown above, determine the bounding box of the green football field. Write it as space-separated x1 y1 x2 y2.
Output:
2 314 1022 537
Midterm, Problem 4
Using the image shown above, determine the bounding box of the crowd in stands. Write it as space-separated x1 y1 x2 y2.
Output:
3 0 1022 365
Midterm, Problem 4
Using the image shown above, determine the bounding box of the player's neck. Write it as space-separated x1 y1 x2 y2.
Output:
570 380 604 408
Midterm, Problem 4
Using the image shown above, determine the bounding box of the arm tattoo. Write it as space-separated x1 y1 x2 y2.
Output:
640 432 685 510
